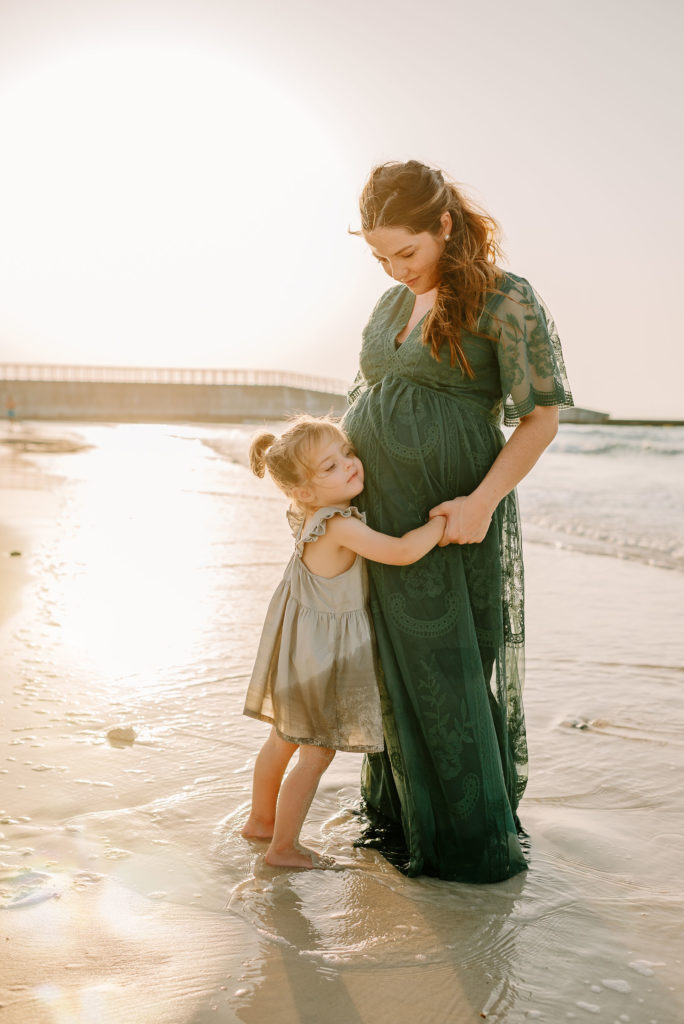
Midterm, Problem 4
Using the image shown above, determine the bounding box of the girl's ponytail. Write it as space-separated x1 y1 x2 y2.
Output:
249 431 276 479
248 415 347 507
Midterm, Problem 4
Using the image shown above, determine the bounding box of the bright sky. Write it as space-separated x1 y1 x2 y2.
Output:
0 0 681 417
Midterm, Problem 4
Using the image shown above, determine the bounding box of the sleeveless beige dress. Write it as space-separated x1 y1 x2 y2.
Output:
243 505 384 753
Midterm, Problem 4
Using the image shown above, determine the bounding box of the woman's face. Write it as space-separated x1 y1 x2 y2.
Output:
364 220 448 295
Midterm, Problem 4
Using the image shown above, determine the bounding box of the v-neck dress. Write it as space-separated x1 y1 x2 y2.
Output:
343 272 572 882
243 505 384 753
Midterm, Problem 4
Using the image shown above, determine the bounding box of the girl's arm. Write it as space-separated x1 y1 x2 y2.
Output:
326 513 446 565
429 405 558 545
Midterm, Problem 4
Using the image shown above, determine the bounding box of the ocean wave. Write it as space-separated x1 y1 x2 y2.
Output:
553 441 684 457
523 521 684 574
551 426 684 458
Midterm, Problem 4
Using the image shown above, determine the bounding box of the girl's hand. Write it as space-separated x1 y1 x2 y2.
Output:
429 495 494 546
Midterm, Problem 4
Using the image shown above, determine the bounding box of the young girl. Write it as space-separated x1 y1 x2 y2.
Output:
242 414 446 869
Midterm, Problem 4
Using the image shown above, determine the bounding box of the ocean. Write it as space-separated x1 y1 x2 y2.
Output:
518 424 684 573
1 420 683 1023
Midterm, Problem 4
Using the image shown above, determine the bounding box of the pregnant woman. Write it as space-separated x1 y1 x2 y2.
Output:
344 159 573 882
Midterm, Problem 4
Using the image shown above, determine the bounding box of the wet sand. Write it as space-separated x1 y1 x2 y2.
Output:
1 422 683 1023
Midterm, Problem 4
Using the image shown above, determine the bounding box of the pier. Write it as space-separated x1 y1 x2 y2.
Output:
2 366 681 427
0 364 348 422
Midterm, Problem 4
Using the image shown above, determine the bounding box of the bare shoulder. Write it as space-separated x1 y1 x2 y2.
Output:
301 511 360 576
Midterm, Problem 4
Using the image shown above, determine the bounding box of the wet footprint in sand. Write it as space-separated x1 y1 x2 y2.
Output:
0 869 66 908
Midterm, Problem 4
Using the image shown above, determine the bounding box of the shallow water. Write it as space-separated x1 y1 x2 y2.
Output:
1 422 683 1022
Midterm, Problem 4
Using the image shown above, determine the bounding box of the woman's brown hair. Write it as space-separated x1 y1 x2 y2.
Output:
358 160 503 378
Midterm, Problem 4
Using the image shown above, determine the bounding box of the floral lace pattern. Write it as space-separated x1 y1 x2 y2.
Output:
484 277 573 426
343 272 572 882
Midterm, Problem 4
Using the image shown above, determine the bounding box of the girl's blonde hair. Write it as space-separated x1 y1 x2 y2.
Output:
357 159 504 378
249 415 349 505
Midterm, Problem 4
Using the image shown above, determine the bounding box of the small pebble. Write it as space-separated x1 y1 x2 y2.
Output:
106 726 136 746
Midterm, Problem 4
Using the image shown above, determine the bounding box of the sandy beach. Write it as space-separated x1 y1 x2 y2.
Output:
1 422 683 1023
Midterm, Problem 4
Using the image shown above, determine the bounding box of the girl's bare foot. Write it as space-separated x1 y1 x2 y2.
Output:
264 844 333 869
241 816 274 841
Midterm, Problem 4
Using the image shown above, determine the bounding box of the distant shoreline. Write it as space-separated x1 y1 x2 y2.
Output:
559 408 684 428
600 418 684 427
1 415 683 433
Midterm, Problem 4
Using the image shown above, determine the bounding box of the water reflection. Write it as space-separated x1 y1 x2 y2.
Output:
228 837 527 1022
4 422 684 1024
12 425 254 695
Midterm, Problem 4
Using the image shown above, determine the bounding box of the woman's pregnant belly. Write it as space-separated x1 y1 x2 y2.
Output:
344 377 503 530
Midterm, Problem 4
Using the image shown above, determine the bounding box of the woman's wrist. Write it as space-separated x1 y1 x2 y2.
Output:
466 486 499 519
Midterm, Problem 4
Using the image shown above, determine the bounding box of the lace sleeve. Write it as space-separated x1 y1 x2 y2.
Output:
494 277 573 427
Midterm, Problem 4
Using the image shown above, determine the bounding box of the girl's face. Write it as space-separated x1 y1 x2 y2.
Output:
364 217 450 295
296 435 364 510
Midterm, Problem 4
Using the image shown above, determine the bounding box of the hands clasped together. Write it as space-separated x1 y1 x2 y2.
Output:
429 493 494 546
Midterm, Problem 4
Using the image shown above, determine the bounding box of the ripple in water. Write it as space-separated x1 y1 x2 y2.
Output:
222 803 527 972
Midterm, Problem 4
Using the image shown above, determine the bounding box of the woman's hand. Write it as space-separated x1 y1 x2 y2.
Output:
429 494 494 546
429 409 559 546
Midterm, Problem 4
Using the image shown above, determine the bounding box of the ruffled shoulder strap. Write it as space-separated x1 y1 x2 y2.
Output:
295 505 366 557
286 504 305 536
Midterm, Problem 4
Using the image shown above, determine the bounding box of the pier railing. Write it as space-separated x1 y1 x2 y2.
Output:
0 363 349 421
0 363 348 395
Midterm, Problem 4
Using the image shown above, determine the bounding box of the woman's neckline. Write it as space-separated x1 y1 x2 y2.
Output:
394 286 436 348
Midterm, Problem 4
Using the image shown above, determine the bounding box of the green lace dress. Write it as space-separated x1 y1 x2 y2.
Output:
343 271 573 883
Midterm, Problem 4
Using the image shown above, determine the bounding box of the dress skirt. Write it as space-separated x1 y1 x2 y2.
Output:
345 375 528 882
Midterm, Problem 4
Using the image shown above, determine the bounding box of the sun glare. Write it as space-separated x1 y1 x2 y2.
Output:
0 37 353 369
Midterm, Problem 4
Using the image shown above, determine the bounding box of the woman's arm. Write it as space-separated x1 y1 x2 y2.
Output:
326 513 446 565
429 405 558 545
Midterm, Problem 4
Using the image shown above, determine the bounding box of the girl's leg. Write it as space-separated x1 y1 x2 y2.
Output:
265 745 336 869
242 728 298 840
